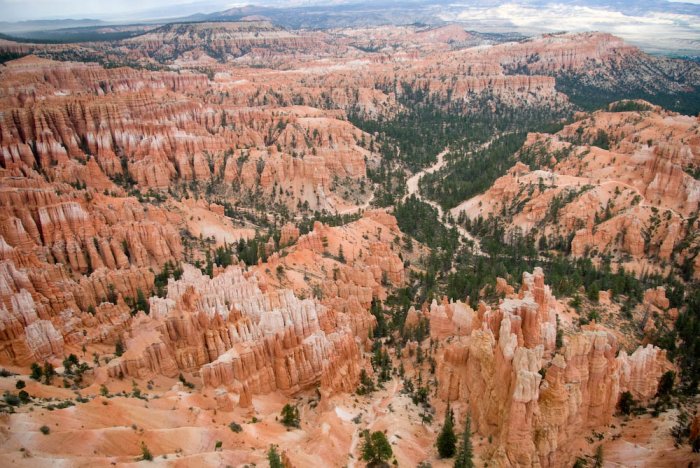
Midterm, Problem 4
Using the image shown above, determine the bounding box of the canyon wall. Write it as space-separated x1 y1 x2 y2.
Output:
434 268 669 467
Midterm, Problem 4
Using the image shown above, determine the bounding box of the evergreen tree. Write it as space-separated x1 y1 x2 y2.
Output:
454 415 474 468
42 362 55 385
267 444 283 468
618 391 635 415
357 369 376 395
139 442 153 461
30 362 43 381
593 445 604 468
555 314 563 350
437 404 457 458
656 370 675 397
370 299 387 338
361 430 393 467
115 339 125 357
136 288 150 315
280 403 300 429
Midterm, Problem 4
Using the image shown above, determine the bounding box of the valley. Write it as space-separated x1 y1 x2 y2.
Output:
0 11 698 468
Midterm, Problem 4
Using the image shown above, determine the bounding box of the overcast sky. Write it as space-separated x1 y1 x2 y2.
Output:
0 0 246 21
2 0 700 22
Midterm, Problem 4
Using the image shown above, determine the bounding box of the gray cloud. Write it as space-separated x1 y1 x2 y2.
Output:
441 2 700 54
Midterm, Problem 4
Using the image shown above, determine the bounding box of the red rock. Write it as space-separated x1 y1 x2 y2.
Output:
435 269 670 467
280 223 300 247
644 287 670 310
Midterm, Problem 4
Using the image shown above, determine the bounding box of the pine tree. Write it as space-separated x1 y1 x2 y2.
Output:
437 404 457 458
136 288 150 315
370 298 387 338
357 369 376 395
454 414 474 468
30 362 43 381
42 362 55 385
267 444 283 468
593 445 603 468
280 403 300 428
361 430 393 466
139 442 153 461
115 338 125 356
555 314 563 350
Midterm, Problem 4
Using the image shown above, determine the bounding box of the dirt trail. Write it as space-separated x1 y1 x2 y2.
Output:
403 148 484 255
337 191 375 215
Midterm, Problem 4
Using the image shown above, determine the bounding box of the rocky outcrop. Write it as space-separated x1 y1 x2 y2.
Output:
279 223 300 247
121 21 328 64
643 287 670 311
0 56 373 215
435 268 669 467
428 297 474 340
107 264 367 403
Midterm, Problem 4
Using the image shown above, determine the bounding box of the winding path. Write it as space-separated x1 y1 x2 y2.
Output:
403 148 484 255
337 191 375 215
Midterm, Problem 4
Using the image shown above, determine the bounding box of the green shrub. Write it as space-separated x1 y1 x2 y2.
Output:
140 442 153 461
280 403 300 429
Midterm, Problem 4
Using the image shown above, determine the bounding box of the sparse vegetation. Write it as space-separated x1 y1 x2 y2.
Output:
454 415 474 468
361 430 393 467
280 403 300 429
437 404 457 458
617 391 635 416
139 442 153 461
267 444 283 468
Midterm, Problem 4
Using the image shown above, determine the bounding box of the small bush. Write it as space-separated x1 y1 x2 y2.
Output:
4 393 20 406
140 442 153 461
178 373 195 389
18 390 30 403
39 425 50 435
618 391 635 415
229 421 242 433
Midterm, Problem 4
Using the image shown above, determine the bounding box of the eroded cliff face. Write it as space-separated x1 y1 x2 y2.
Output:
434 268 669 467
104 264 364 404
95 210 404 405
453 103 700 278
120 21 330 65
0 51 383 367
0 56 373 214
